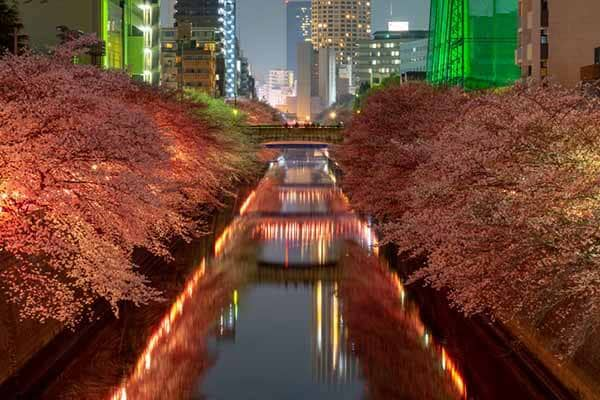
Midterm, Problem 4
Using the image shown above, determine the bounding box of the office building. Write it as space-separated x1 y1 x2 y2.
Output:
355 30 428 86
427 0 520 89
18 0 161 84
286 1 312 76
517 0 600 87
311 0 371 65
266 69 295 110
221 0 237 98
174 0 220 28
160 27 218 95
318 48 336 107
297 42 314 121
175 0 238 98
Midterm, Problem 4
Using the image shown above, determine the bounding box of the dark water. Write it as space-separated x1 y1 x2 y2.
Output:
43 144 558 400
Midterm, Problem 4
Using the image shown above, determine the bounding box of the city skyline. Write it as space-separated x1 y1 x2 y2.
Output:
162 0 430 81
243 0 430 81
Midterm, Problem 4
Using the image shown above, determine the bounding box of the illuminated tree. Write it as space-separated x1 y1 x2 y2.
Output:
0 36 250 325
336 83 468 222
338 82 600 356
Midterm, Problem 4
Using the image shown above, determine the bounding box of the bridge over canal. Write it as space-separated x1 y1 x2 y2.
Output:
244 125 344 143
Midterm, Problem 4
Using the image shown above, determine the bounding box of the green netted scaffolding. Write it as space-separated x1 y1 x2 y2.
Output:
427 0 521 89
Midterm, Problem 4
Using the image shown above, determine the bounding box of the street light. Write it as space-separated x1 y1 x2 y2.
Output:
329 111 337 120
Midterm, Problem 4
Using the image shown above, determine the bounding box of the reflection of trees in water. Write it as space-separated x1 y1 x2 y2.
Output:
339 245 464 400
42 252 252 400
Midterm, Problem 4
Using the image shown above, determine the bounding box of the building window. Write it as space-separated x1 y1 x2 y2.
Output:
595 47 600 64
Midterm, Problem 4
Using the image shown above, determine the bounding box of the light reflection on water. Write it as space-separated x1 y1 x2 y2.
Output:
109 145 466 400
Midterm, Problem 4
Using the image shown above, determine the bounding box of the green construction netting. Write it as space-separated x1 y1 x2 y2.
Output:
427 0 521 90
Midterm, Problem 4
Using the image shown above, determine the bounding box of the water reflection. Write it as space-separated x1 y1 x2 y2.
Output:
215 146 377 267
105 144 468 400
39 144 560 400
312 280 360 384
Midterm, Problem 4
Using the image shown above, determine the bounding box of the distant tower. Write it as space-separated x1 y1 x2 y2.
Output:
286 1 312 76
311 0 371 65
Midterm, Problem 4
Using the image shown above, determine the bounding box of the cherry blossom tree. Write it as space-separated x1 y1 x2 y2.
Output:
0 36 253 325
335 83 469 222
337 81 600 357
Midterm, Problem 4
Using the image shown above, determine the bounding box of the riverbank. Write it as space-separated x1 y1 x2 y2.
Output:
334 81 600 399
0 180 263 399
19 142 567 400
0 39 268 393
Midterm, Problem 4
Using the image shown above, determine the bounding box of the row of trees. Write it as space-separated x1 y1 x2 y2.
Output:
0 37 255 325
336 82 600 357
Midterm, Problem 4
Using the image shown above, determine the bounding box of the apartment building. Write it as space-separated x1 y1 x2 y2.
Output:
311 0 371 65
160 27 218 95
517 0 600 86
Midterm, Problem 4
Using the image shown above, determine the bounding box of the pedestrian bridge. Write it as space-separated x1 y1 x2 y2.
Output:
245 125 344 144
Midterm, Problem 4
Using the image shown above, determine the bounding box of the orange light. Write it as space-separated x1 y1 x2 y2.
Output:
239 190 256 216
110 259 207 400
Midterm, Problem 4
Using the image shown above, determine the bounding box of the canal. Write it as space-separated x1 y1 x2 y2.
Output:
41 144 562 400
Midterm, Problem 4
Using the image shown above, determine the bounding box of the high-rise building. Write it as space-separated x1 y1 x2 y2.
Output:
174 0 220 28
221 0 237 98
297 42 314 121
174 0 238 98
18 0 161 85
286 1 312 76
318 48 336 107
311 0 371 65
355 30 429 86
517 0 600 87
427 0 520 89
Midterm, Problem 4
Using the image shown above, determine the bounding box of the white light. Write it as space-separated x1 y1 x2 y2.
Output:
388 21 409 31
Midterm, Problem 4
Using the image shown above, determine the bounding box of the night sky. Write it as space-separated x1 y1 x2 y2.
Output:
162 0 430 82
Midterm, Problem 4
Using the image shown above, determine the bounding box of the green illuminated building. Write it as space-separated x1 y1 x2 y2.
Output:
18 0 160 84
427 0 520 89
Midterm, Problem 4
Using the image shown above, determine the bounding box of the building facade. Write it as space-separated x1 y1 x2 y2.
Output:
355 31 428 86
18 0 161 84
297 42 314 121
174 0 237 98
174 0 219 27
427 0 520 89
318 48 336 107
238 55 255 98
311 0 371 65
286 1 312 77
160 27 218 95
517 0 600 87
266 69 295 111
221 0 237 98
